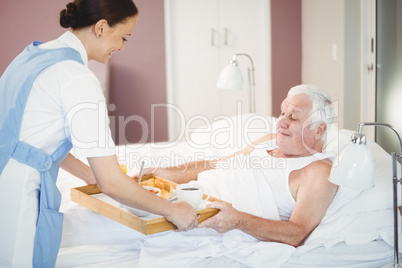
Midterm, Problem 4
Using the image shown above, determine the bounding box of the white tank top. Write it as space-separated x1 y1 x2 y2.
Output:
248 140 334 220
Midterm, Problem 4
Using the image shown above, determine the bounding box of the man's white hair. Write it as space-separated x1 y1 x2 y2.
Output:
287 84 335 129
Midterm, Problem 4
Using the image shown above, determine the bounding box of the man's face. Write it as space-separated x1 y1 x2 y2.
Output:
276 94 317 157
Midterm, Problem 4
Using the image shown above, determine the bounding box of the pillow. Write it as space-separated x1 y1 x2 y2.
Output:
323 124 354 156
189 114 349 158
302 132 396 253
189 113 276 157
326 137 394 219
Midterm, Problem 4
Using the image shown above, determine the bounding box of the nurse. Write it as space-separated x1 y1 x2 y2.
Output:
0 0 198 267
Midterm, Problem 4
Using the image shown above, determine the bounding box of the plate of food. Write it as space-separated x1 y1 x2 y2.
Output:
140 177 173 200
123 176 179 217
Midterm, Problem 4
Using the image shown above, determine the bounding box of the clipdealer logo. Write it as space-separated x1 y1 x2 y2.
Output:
64 99 340 171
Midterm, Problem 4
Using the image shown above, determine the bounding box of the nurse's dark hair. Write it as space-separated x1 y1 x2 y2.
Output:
59 0 138 29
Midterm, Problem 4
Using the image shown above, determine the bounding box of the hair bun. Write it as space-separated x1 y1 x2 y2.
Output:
60 2 78 28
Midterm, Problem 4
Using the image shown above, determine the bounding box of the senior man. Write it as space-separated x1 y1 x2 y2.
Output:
144 85 338 247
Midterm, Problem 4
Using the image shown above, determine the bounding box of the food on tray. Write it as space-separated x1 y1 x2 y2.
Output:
141 178 172 200
148 188 159 194
144 186 160 195
120 164 127 174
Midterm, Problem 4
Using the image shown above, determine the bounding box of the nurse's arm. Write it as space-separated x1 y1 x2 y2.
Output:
60 153 97 184
87 155 198 231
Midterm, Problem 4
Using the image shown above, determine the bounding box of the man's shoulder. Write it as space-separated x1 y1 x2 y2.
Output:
306 157 332 169
301 158 332 181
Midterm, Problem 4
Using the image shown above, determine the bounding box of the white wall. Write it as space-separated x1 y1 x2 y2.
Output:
343 0 362 131
302 0 345 127
301 0 364 132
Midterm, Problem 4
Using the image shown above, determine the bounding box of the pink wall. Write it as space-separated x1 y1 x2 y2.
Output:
0 0 168 145
1 0 301 144
0 0 66 73
271 0 302 116
109 0 168 144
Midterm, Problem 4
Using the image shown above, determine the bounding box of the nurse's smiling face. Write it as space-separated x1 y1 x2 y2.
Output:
92 15 138 64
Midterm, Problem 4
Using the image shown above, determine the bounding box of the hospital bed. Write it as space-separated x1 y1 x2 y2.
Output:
55 114 399 267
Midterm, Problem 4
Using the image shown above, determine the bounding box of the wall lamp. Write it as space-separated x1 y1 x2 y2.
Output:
329 122 402 268
216 53 256 113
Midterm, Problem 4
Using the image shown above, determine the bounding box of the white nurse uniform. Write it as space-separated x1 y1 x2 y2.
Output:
0 31 116 267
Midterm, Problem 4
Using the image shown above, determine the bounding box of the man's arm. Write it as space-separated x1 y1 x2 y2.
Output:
199 160 337 247
142 133 276 184
149 160 216 184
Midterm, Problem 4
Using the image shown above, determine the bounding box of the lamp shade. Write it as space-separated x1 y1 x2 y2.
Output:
216 62 243 90
329 142 375 189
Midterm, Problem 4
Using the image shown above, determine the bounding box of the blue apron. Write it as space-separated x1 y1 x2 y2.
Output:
0 41 84 267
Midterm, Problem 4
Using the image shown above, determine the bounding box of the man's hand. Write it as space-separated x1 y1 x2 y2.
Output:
199 202 242 233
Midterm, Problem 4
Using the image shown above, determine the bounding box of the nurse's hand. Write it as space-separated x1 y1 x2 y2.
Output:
165 201 198 231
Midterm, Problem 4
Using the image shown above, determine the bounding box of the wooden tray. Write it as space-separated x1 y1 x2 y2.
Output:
71 177 225 235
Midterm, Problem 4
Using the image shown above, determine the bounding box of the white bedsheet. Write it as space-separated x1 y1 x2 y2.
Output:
55 121 401 267
55 168 396 268
138 229 295 268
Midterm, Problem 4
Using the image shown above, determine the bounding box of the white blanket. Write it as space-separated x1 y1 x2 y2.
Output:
56 121 399 267
196 161 281 220
138 166 295 268
139 229 295 268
